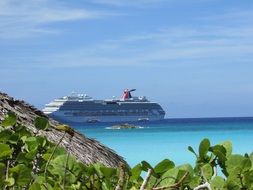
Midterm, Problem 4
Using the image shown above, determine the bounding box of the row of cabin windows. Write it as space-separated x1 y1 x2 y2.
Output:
63 110 159 116
63 109 153 113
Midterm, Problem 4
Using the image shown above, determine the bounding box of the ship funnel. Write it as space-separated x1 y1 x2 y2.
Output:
122 89 136 100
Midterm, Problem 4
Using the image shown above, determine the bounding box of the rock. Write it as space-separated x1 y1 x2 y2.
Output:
111 123 142 129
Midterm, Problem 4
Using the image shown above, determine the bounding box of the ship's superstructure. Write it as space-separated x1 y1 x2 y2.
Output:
43 89 165 123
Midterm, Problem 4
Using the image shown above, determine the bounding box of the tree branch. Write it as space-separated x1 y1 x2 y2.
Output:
115 162 127 190
4 160 10 190
140 169 153 190
63 133 73 188
44 131 66 189
193 166 214 190
152 171 189 190
193 182 212 190
211 166 217 180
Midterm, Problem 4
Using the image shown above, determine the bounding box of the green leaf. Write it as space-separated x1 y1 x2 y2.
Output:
9 164 32 186
0 163 6 186
25 149 37 160
2 112 16 127
29 180 52 190
29 182 42 190
240 158 252 173
130 164 142 181
188 176 201 189
8 133 19 144
250 152 253 170
49 154 82 184
0 129 13 142
25 137 39 152
188 146 198 157
0 143 13 159
16 125 32 137
202 163 213 180
210 145 227 163
178 164 194 176
84 165 96 176
42 146 66 161
93 163 103 177
244 170 253 188
146 175 159 189
36 136 48 147
31 176 46 185
141 160 152 172
160 167 179 186
102 181 110 190
34 117 49 130
154 159 175 174
226 178 240 190
250 152 253 159
100 166 117 178
199 138 210 159
55 125 73 135
4 177 15 186
176 169 189 184
220 141 232 158
16 152 32 164
226 154 244 174
211 176 225 189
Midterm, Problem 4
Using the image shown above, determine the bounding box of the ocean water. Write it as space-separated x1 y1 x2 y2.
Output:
73 117 253 167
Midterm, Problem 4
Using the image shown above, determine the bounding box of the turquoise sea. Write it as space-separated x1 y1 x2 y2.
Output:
73 117 253 167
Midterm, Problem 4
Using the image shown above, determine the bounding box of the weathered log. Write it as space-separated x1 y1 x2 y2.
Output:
0 92 127 168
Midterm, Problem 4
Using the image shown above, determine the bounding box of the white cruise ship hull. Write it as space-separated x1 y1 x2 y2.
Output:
43 90 166 124
50 111 165 123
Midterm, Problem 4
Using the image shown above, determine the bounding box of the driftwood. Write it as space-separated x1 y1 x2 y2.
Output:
0 92 127 168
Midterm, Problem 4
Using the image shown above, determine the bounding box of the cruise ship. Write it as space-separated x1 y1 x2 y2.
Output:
42 89 165 123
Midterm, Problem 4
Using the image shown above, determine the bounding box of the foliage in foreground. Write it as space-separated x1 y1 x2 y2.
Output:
0 112 253 190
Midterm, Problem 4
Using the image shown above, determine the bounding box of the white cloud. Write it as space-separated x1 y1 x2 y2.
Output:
91 0 167 7
199 9 253 25
33 20 253 68
1 3 253 69
0 0 114 39
90 0 215 7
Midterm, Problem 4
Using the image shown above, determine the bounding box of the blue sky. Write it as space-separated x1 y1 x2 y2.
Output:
1 0 253 118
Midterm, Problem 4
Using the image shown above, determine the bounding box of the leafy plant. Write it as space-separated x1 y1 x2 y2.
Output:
0 112 252 189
